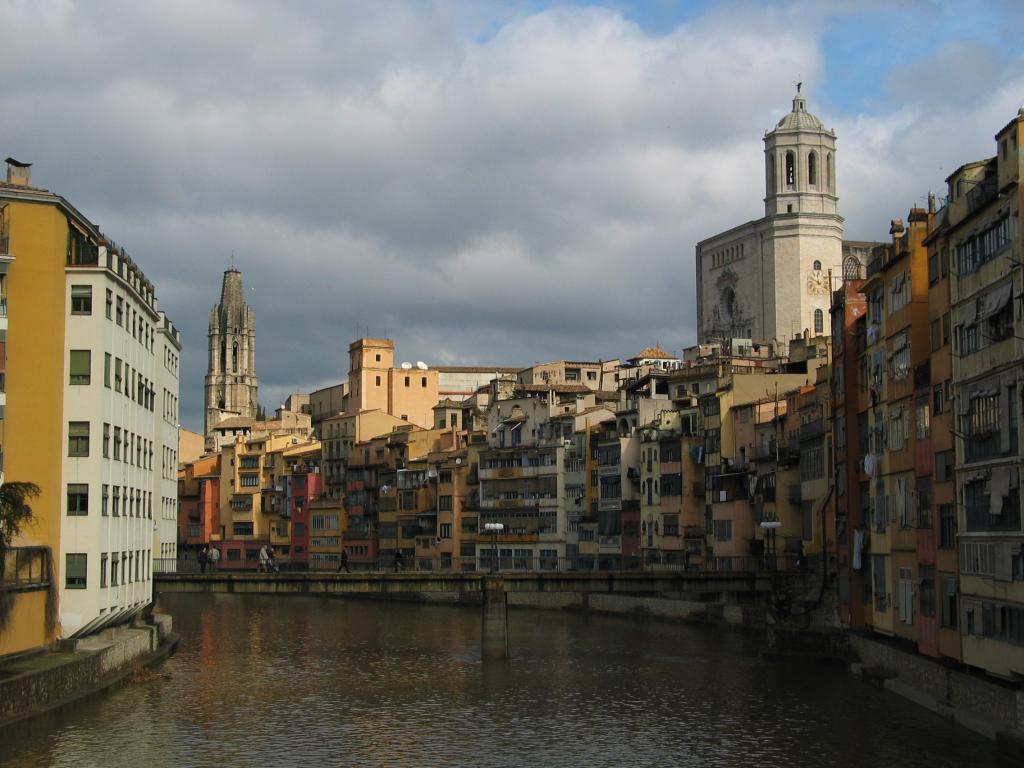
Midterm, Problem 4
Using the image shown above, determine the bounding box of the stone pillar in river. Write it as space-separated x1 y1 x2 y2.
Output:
481 576 508 660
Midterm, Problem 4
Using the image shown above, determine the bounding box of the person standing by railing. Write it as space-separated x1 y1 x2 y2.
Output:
208 546 220 572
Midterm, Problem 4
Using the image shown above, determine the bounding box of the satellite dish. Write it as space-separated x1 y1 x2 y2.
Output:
455 457 462 466
416 361 428 370
401 362 413 370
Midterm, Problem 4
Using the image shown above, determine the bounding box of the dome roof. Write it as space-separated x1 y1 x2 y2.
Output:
775 94 824 131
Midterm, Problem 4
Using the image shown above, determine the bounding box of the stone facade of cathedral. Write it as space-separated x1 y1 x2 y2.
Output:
204 268 259 440
695 91 865 345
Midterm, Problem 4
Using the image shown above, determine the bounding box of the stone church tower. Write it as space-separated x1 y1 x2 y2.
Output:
204 268 259 439
696 90 846 345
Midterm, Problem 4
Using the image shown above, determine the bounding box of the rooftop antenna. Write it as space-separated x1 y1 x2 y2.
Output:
230 250 235 270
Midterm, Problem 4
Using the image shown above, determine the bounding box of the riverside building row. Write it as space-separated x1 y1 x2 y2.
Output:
0 159 180 658
172 106 1024 687
178 337 833 576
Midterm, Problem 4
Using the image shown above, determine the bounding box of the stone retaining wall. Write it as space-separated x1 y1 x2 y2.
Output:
0 615 176 730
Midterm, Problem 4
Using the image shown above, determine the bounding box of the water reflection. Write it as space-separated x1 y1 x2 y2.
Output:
0 594 1001 767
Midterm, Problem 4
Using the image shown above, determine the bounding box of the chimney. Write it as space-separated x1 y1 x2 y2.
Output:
927 192 937 214
5 158 32 186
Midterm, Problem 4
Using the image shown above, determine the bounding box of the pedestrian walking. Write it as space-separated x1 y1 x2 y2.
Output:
258 545 269 573
198 546 208 575
394 549 403 573
338 549 350 574
208 546 220 571
267 546 280 574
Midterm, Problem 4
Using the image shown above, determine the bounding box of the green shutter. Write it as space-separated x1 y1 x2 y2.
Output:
69 349 91 384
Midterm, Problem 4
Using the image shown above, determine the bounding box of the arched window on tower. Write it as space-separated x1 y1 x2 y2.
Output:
785 151 795 187
220 341 226 371
814 308 824 334
808 151 818 186
232 342 238 373
827 153 833 191
843 256 861 280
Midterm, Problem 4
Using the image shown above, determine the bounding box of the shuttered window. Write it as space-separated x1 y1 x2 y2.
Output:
65 553 87 589
69 350 91 385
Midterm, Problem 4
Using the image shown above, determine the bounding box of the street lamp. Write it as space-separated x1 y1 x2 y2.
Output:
483 522 504 573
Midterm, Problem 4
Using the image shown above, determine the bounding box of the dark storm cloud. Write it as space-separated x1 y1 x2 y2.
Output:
2 1 1017 429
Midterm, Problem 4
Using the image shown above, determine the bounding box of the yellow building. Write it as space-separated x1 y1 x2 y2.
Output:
0 159 179 656
344 338 440 429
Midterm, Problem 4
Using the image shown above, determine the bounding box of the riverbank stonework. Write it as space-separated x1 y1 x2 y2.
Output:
0 614 178 730
848 634 1024 746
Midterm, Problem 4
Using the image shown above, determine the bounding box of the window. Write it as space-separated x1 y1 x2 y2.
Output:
70 285 92 315
68 421 90 457
808 152 818 186
939 504 955 548
421 377 427 388
404 376 410 387
933 385 944 416
105 289 113 319
294 522 306 537
100 553 108 587
233 522 254 536
375 375 381 386
440 523 452 539
114 358 122 392
116 295 124 325
785 151 795 186
919 565 935 618
915 399 930 440
713 519 732 541
955 215 1010 275
814 308 823 334
65 553 87 589
113 427 121 461
940 575 957 628
102 484 109 516
67 483 89 516
102 423 110 458
438 494 453 512
69 350 91 385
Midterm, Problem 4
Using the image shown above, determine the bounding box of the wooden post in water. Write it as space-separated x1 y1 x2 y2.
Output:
481 575 508 660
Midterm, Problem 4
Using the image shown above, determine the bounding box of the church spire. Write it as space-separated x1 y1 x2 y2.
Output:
204 268 259 445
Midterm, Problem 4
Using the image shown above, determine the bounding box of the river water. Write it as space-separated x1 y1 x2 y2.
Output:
0 593 1002 767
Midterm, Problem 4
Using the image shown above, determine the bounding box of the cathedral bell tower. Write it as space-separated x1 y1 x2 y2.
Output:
204 268 259 440
764 87 838 217
695 87 844 344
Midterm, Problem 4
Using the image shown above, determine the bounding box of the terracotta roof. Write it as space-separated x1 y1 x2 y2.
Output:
631 344 675 360
213 416 255 430
434 366 521 374
516 383 591 394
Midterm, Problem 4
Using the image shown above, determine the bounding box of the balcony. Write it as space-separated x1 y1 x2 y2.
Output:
799 419 824 442
598 497 622 512
480 495 559 510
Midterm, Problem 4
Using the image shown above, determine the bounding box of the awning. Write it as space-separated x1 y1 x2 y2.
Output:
977 282 1013 321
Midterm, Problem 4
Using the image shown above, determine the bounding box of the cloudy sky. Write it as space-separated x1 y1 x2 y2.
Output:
4 0 1022 431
